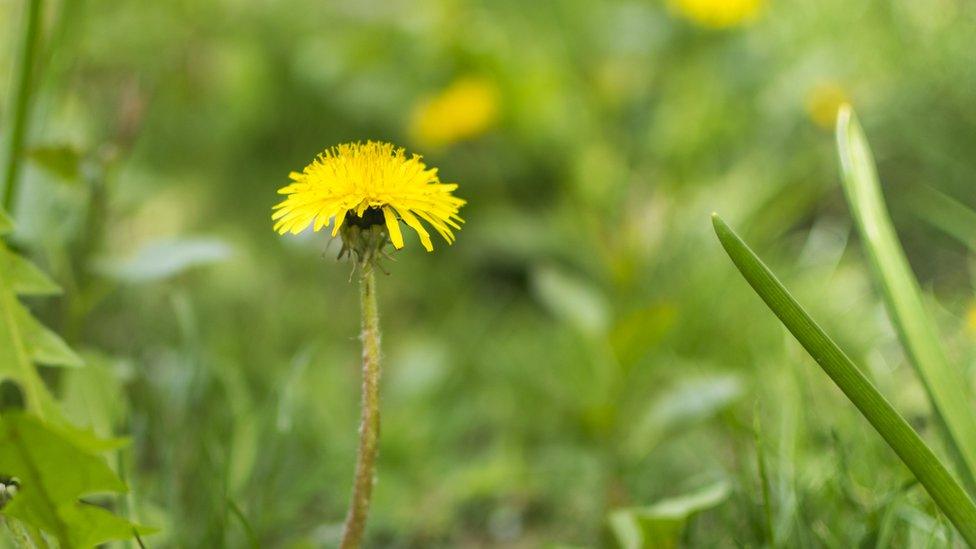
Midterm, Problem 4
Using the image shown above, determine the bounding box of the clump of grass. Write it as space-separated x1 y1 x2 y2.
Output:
712 105 976 544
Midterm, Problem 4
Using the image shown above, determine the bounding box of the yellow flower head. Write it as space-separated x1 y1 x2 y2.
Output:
272 141 465 252
409 77 499 149
669 0 764 29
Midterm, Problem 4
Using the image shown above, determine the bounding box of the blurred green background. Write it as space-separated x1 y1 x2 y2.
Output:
2 0 976 546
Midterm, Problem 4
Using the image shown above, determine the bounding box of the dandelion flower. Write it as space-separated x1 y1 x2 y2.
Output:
272 141 465 252
272 143 467 546
669 0 764 29
409 77 499 149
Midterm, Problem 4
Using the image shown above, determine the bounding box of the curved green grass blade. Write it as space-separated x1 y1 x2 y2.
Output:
837 106 976 489
711 214 976 545
909 185 976 252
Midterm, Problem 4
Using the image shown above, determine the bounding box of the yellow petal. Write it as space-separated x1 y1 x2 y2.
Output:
383 207 404 249
397 208 433 252
331 209 348 237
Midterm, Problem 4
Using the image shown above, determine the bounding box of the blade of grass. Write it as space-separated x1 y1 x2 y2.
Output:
711 213 976 545
1 0 45 211
753 405 775 547
908 184 976 253
836 106 976 491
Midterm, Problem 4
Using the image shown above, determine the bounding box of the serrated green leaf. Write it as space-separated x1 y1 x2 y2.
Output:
14 302 83 368
608 481 729 549
711 213 976 545
59 503 156 548
0 238 80 422
0 413 145 548
0 245 61 295
837 106 976 490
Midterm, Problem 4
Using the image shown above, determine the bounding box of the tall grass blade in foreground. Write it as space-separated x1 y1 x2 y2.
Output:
1 0 44 210
836 106 976 489
711 214 976 545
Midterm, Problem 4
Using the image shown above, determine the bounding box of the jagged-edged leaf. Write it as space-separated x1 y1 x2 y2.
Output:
0 214 82 422
0 245 61 295
13 300 83 368
0 301 66 422
0 413 148 548
608 481 730 549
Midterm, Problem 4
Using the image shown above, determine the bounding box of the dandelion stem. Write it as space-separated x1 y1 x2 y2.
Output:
340 267 382 549
2 0 44 212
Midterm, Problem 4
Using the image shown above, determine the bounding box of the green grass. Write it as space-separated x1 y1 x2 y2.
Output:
836 106 976 493
4 0 976 546
713 213 976 544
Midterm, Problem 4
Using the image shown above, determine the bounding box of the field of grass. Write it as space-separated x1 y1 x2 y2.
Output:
2 0 976 547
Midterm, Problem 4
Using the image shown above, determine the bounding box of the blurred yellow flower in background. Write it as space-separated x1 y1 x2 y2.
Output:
409 76 499 149
669 0 764 29
806 82 850 130
272 141 465 252
967 303 976 336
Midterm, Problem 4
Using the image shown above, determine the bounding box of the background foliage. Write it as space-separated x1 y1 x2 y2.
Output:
2 0 976 546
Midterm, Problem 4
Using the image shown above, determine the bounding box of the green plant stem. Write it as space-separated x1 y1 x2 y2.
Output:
2 0 44 211
340 267 382 549
753 407 775 546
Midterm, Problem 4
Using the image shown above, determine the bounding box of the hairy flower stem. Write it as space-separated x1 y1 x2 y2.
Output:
340 267 382 549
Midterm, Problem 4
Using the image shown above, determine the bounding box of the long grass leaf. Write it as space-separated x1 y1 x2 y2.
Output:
711 213 976 545
836 106 976 489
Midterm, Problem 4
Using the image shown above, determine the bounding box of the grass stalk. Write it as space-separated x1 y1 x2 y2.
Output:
836 105 976 491
712 214 976 546
2 0 44 211
753 407 775 546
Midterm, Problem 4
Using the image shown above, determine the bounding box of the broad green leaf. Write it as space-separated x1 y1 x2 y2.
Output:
0 210 12 233
95 237 233 283
227 410 260 495
711 213 976 545
608 481 729 549
0 413 147 548
626 374 742 457
61 351 129 441
27 144 83 182
531 264 609 336
837 106 976 489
